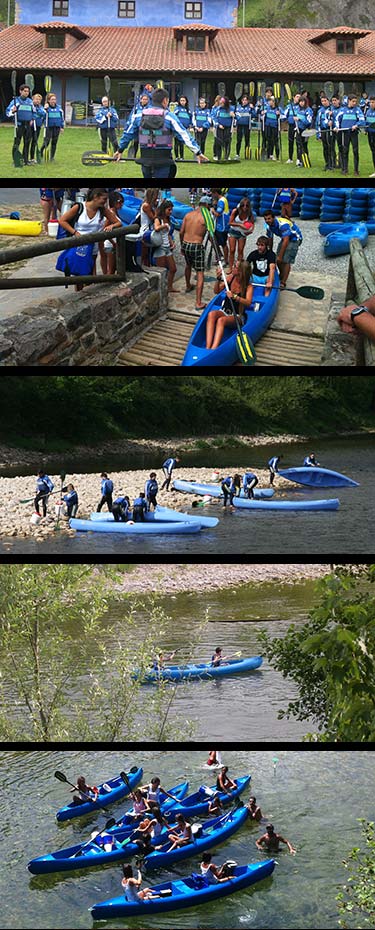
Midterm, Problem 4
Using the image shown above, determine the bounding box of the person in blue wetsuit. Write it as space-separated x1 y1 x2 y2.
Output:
364 96 375 175
145 472 158 510
34 470 54 517
6 82 35 165
304 453 320 467
95 96 119 154
97 473 113 512
174 96 193 161
29 93 46 164
268 455 282 485
112 495 131 522
40 93 64 163
161 456 180 491
263 210 303 288
243 470 259 499
133 492 148 521
335 93 364 177
220 475 241 507
62 484 78 518
315 95 334 171
193 98 212 156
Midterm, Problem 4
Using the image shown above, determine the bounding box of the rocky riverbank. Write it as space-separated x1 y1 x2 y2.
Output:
118 563 331 595
1 464 298 540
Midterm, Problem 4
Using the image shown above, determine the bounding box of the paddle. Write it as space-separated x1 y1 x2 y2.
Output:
54 770 97 803
252 283 325 300
54 470 66 532
245 80 254 159
191 496 213 508
200 206 256 366
44 75 52 162
103 75 113 157
25 73 41 164
72 817 118 857
20 488 66 505
11 70 23 168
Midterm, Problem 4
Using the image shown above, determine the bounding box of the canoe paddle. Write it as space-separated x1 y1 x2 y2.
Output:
19 469 67 504
55 770 97 804
72 817 118 857
54 470 66 532
201 206 256 366
253 283 325 300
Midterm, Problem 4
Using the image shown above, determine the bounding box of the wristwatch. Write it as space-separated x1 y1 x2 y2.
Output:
350 305 370 323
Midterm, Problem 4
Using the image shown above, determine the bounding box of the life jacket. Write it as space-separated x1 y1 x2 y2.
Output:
139 107 173 149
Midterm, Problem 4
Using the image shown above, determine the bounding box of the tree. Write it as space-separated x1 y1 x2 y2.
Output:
337 820 375 928
241 0 316 28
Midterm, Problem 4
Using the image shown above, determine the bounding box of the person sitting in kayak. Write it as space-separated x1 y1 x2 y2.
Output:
133 493 148 522
145 472 158 511
208 792 225 816
167 814 193 851
304 453 320 467
207 750 223 767
70 776 99 807
206 260 254 351
139 776 181 809
201 852 236 883
245 236 277 309
121 863 160 902
131 819 157 856
217 767 237 794
247 796 263 821
97 472 113 512
161 455 180 491
256 823 296 855
211 647 233 667
268 455 282 486
124 788 150 821
152 650 176 672
243 470 259 499
112 495 131 522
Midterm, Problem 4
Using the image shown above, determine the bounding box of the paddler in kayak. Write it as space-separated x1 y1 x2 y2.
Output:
206 260 254 351
70 776 99 808
34 470 54 518
120 863 160 902
211 647 235 667
161 455 180 491
268 455 282 486
256 823 296 855
304 453 321 466
201 852 236 882
245 235 277 307
138 776 182 809
216 767 238 794
208 792 225 816
247 796 263 821
167 814 193 851
243 470 259 499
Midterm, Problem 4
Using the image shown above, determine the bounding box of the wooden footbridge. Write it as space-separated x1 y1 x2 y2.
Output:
118 270 346 367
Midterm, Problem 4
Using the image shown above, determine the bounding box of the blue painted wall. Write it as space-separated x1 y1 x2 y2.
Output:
17 0 237 28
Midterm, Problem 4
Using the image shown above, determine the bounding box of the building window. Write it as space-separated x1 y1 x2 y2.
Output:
336 38 354 54
185 2 202 19
187 35 205 50
46 33 66 47
53 1 69 14
118 1 135 16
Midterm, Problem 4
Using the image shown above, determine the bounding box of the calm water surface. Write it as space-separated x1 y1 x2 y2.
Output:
1 749 373 930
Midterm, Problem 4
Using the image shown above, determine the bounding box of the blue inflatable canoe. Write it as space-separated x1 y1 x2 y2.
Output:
143 806 249 869
233 497 339 511
56 767 143 822
70 518 201 534
278 467 359 488
90 860 275 919
90 504 219 528
324 223 368 257
166 774 251 818
137 656 263 683
172 479 274 499
181 272 280 366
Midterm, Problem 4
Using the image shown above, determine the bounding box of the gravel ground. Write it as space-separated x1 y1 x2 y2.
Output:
116 562 331 594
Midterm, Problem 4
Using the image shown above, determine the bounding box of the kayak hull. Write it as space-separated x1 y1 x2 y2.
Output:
233 497 340 511
70 518 201 534
173 479 275 499
137 656 263 683
143 806 249 869
0 218 43 236
324 223 368 257
90 860 276 919
278 466 358 488
56 768 143 822
166 774 251 817
90 505 218 528
108 781 189 832
181 272 280 366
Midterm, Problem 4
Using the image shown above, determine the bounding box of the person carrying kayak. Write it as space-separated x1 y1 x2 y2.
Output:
263 209 303 288
304 453 320 467
62 483 78 518
97 472 113 512
34 470 54 517
112 494 131 522
161 456 180 491
247 796 263 821
243 470 259 499
256 823 296 855
133 492 148 522
70 776 99 808
217 767 237 794
145 472 158 510
167 814 193 851
201 852 236 883
268 455 282 486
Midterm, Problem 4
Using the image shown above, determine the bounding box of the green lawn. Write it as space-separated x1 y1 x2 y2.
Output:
1 124 374 178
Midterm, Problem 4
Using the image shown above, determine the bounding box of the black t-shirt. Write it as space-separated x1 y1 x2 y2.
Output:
246 249 276 276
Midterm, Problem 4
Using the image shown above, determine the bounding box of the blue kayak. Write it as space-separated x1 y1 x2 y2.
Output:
278 467 359 488
137 656 263 683
56 768 143 823
172 479 275 499
181 272 280 366
324 223 368 257
108 781 189 831
143 806 249 869
233 497 339 511
90 505 219 528
166 774 251 818
90 860 276 920
70 519 201 534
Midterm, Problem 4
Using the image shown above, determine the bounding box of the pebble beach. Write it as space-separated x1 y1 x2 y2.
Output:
116 562 331 594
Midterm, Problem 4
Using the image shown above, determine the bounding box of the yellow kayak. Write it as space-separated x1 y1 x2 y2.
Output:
0 218 42 236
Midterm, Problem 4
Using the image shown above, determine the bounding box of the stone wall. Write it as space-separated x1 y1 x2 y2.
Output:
0 270 167 366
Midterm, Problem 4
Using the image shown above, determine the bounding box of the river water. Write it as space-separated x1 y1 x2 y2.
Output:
1 749 373 930
0 435 371 554
0 579 328 742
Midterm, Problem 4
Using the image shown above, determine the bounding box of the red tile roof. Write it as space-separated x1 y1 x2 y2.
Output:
0 23 374 76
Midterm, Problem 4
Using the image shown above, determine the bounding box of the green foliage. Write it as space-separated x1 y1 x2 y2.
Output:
337 820 375 928
0 376 374 447
258 565 375 741
240 0 316 28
